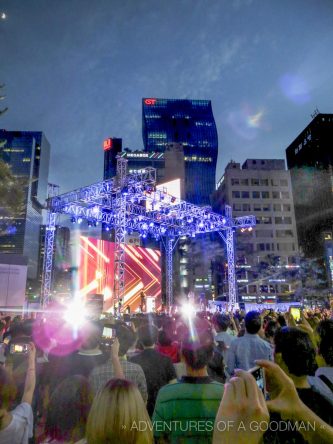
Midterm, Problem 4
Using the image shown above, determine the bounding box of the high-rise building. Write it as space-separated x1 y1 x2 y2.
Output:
142 98 218 205
0 130 50 278
213 159 299 303
286 113 333 288
103 138 186 192
103 137 122 180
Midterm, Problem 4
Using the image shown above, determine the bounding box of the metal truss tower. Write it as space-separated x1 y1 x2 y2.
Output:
218 205 237 306
41 184 60 307
113 157 128 309
41 211 56 307
42 159 255 308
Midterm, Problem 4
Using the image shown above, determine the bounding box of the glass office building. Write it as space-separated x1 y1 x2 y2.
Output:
0 130 50 278
142 98 218 205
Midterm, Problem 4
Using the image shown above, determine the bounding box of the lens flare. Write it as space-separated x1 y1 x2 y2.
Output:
279 74 310 104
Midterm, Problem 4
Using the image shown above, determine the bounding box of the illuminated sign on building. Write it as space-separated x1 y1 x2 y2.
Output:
144 98 157 105
103 138 113 151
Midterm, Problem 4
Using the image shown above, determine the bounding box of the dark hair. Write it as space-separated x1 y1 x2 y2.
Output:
274 327 317 376
116 324 136 356
245 311 262 334
317 320 333 366
181 319 214 370
265 320 279 339
277 315 287 327
81 321 103 350
158 330 172 347
212 313 230 332
45 375 92 441
137 324 158 347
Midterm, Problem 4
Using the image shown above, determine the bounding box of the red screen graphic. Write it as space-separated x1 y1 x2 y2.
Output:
79 237 161 312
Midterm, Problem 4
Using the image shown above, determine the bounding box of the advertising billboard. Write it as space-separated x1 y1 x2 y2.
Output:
0 262 28 308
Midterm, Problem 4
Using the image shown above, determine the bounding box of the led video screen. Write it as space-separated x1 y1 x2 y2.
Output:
79 237 161 313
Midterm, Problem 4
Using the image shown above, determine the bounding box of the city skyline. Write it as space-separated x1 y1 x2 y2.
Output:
1 0 333 193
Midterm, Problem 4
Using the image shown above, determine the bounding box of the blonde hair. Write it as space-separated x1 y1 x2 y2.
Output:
86 378 153 444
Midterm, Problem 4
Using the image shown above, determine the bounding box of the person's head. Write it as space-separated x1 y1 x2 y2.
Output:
86 378 152 444
157 329 173 347
265 320 279 342
81 321 103 351
274 327 317 377
212 313 230 332
0 367 17 427
45 375 92 442
245 311 262 334
137 324 158 348
116 324 136 356
317 319 333 367
277 314 287 328
181 318 214 370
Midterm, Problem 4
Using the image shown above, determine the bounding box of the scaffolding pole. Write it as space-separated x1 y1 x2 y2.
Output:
218 205 237 306
41 212 56 307
113 157 128 310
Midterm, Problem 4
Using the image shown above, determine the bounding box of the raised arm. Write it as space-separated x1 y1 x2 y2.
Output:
111 338 124 379
22 343 36 405
256 359 333 444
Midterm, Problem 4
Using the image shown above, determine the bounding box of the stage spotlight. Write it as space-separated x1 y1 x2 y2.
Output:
87 220 92 227
149 222 154 228
122 185 129 195
63 300 87 328
222 218 226 224
198 221 204 228
142 222 148 231
248 227 253 232
160 226 167 234
77 217 83 224
71 217 76 224
181 302 195 318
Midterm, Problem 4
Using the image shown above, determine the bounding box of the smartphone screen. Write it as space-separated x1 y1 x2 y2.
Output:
102 327 114 338
10 343 29 354
249 366 266 396
290 308 301 322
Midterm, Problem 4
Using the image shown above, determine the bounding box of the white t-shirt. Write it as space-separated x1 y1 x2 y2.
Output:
0 403 33 444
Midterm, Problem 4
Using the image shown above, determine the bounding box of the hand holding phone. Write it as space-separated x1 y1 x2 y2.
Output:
248 366 266 398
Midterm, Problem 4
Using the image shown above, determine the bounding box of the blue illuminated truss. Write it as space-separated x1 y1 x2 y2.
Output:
42 158 256 308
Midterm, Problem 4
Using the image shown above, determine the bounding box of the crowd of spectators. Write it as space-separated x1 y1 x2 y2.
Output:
0 305 332 443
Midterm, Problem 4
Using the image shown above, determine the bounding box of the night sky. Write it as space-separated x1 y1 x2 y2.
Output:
1 0 332 193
